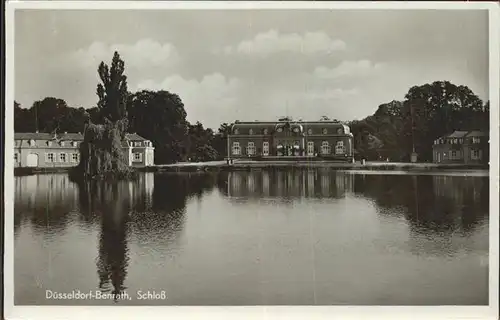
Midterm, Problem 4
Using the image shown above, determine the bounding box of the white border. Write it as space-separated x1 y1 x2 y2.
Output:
4 2 499 320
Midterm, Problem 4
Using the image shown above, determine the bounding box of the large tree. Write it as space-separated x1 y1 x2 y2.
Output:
211 123 232 159
401 81 486 161
186 122 219 162
348 81 488 162
14 98 88 134
74 51 133 180
14 101 34 132
127 90 189 164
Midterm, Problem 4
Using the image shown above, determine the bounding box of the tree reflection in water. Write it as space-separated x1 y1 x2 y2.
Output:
14 170 489 305
76 172 217 301
78 180 131 301
218 169 488 236
352 173 489 235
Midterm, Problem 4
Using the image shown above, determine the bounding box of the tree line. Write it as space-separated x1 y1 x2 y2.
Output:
14 91 222 164
14 52 489 164
348 82 489 161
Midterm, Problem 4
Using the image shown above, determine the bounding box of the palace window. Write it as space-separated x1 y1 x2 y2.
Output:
46 153 55 163
472 137 480 144
232 142 241 155
29 139 36 147
307 141 314 156
249 129 254 135
321 141 331 155
336 128 343 134
247 142 256 155
59 153 67 163
14 153 18 163
293 141 300 155
72 141 78 147
133 152 142 162
47 141 52 147
276 127 283 133
234 129 239 134
451 151 457 159
322 128 328 134
276 144 284 156
471 150 480 159
263 142 269 156
60 141 65 147
293 127 300 133
335 141 345 155
307 128 313 135
263 129 269 135
71 153 79 163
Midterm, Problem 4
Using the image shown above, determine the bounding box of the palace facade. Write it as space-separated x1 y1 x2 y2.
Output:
227 118 354 162
432 130 489 165
14 132 155 168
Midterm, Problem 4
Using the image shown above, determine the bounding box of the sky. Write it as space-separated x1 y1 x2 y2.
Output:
15 9 489 129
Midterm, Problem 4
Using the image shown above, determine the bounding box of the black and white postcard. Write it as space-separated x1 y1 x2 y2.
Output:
3 2 499 320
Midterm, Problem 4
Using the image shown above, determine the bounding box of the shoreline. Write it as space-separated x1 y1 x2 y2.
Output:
14 161 489 176
147 162 489 173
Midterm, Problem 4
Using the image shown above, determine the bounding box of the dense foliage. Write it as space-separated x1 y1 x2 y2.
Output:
72 51 134 180
14 50 489 164
349 81 489 161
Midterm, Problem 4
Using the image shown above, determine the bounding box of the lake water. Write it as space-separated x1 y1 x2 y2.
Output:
14 170 489 305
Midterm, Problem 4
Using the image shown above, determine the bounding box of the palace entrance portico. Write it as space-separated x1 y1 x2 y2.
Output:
275 138 305 156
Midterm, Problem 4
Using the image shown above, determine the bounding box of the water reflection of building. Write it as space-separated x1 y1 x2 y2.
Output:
127 172 154 209
351 173 489 257
226 169 354 200
356 174 488 232
14 174 80 233
432 175 485 204
406 174 488 256
15 174 79 209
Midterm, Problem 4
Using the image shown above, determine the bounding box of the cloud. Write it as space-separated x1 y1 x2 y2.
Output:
220 29 346 57
302 88 359 100
136 73 242 128
70 39 180 70
313 60 385 79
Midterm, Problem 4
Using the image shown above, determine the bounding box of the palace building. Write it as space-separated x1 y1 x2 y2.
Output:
227 118 354 162
432 130 489 165
14 132 155 168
